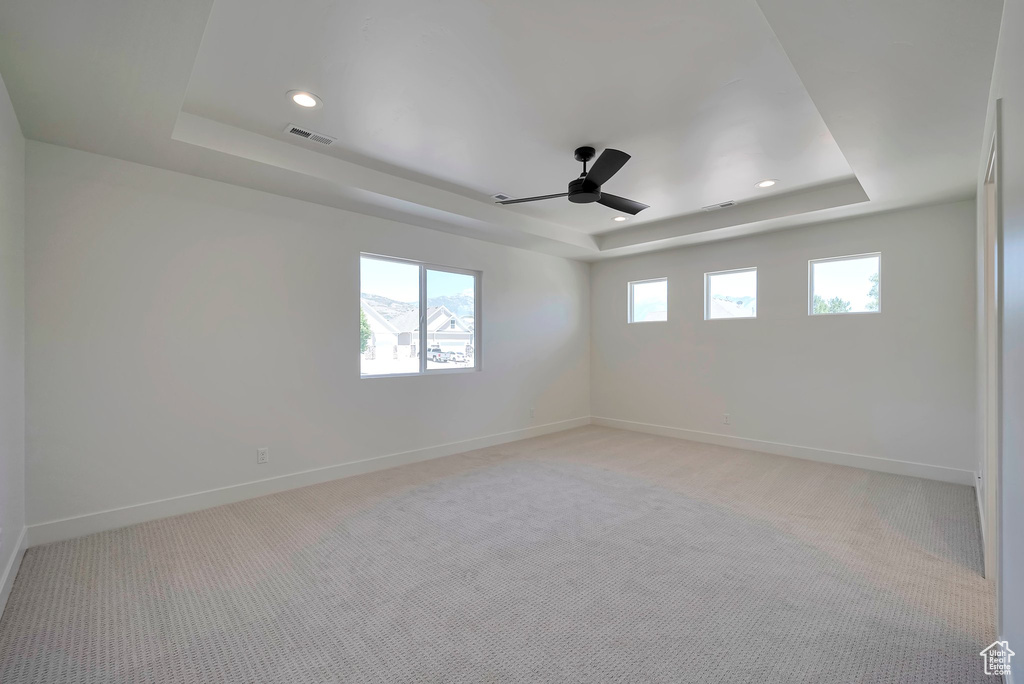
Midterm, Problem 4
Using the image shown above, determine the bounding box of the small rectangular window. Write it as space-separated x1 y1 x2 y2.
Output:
809 253 880 315
628 278 668 323
360 254 479 377
705 268 757 320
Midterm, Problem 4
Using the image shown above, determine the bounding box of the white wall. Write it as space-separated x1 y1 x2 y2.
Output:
591 201 977 481
25 142 590 533
0 71 26 611
981 0 1024 658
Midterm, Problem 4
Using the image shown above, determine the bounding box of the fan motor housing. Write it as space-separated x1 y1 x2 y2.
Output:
568 178 601 204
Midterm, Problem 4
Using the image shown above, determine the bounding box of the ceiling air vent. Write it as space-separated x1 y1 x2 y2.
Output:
491 193 511 202
284 123 337 146
701 200 736 211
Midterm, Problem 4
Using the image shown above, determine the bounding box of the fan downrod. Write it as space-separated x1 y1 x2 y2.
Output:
568 147 600 203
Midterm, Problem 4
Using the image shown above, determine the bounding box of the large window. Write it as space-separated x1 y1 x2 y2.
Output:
628 278 668 323
360 254 479 377
809 253 880 315
705 268 757 320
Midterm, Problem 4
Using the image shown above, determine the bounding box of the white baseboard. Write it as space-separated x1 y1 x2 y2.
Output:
590 416 976 486
27 417 591 547
0 526 28 621
25 415 978 547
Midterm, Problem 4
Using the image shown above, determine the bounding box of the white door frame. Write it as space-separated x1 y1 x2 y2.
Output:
979 102 1002 603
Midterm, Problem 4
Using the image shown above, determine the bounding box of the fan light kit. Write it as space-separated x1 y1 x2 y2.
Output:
287 90 322 109
755 179 778 188
495 147 649 215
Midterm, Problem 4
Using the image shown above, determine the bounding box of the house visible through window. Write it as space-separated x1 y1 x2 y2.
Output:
809 253 880 315
360 256 420 376
705 268 757 319
360 254 479 376
426 268 476 370
628 278 668 323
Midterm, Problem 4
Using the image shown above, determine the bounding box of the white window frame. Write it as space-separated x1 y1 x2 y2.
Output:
808 252 881 316
704 267 758 321
627 277 668 324
359 253 482 378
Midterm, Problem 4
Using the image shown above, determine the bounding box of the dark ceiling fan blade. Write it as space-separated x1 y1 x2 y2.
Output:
585 148 630 186
495 192 569 205
597 193 649 215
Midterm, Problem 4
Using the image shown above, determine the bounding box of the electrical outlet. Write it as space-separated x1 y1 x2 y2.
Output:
256 447 269 464
723 413 731 425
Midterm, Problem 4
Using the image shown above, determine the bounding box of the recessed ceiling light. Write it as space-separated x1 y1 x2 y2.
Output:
287 90 322 109
755 179 778 188
613 216 627 222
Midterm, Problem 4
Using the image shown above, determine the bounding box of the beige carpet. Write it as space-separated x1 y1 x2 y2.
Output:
0 426 996 683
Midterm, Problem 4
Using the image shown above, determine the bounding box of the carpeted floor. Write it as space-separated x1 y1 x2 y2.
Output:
0 426 997 683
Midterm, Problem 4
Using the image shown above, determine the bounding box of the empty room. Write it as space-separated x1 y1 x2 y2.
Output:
0 0 1021 682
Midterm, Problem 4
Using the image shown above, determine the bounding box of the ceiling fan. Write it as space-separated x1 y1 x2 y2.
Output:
495 146 649 215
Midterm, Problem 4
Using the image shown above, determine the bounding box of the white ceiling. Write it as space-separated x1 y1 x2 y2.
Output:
183 0 854 234
0 0 1004 260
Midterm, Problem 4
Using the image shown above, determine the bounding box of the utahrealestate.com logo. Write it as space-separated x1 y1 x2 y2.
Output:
980 641 1015 676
